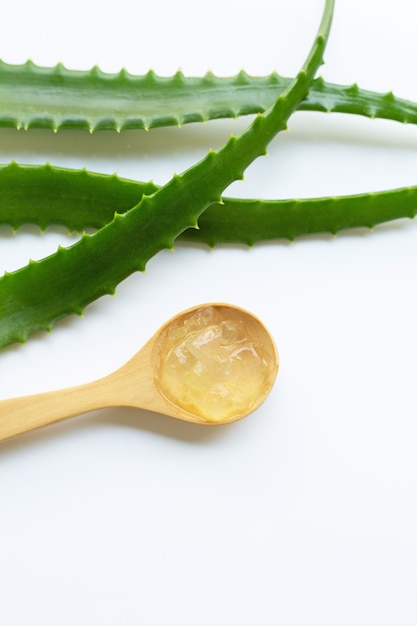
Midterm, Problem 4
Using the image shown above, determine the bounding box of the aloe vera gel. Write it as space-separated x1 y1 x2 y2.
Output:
155 306 277 422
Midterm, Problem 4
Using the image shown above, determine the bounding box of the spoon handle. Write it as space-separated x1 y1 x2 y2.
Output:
0 377 112 442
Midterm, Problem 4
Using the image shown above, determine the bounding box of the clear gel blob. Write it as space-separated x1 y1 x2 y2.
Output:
155 305 277 422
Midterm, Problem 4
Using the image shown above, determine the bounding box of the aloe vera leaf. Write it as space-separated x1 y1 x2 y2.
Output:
0 0 334 348
0 162 156 231
0 59 415 131
188 189 417 245
1 162 416 244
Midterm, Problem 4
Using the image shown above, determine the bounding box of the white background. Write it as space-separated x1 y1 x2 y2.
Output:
0 1 416 624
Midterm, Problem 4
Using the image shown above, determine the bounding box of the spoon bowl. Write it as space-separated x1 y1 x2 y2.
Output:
0 303 278 442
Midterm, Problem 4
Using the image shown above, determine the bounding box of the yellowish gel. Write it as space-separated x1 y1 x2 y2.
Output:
156 306 273 422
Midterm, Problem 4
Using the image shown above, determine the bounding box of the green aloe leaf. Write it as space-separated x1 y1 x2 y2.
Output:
0 162 416 244
0 0 335 349
0 56 415 131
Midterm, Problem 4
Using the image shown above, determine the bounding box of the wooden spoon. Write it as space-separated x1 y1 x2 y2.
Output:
0 303 278 442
